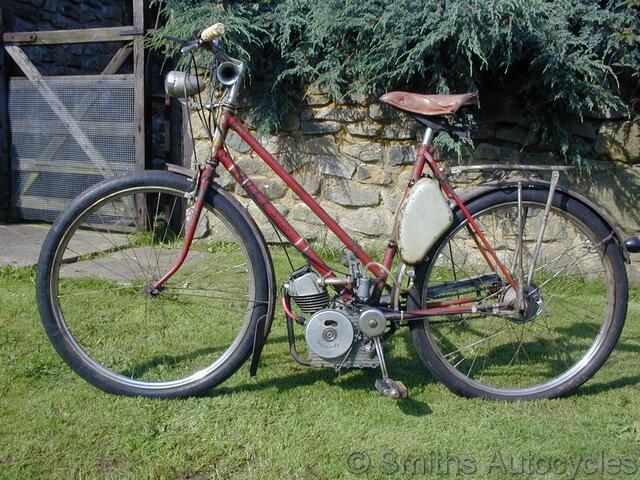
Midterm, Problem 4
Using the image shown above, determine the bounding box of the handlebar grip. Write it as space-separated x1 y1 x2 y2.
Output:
200 23 225 43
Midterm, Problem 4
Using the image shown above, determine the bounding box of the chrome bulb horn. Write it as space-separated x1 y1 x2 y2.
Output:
164 71 206 99
216 61 241 86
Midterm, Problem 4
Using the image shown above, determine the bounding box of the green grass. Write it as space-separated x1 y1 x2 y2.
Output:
0 252 639 480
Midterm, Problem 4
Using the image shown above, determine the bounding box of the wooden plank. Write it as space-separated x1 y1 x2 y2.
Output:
14 157 127 176
2 27 137 45
0 9 9 221
38 74 133 82
5 45 114 177
11 117 133 136
16 194 123 217
102 46 132 75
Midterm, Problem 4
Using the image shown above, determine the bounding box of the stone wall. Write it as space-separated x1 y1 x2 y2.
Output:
2 0 131 76
190 88 639 277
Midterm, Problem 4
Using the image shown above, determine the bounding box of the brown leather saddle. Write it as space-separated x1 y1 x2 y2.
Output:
380 91 478 139
380 91 478 117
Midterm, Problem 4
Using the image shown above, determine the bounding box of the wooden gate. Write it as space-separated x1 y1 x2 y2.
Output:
0 0 148 223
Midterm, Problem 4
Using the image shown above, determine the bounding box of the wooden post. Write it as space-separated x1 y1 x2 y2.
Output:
133 0 147 173
0 10 9 221
133 0 147 228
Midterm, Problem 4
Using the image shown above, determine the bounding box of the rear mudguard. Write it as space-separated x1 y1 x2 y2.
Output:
457 179 632 263
166 165 276 375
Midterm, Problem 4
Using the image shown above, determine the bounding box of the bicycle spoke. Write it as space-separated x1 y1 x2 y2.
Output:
420 197 615 393
51 184 262 388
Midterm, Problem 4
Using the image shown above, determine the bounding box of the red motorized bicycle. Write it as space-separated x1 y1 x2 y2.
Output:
36 24 638 400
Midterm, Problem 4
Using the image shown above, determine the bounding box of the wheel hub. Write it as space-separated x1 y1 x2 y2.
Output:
143 283 162 298
502 284 544 324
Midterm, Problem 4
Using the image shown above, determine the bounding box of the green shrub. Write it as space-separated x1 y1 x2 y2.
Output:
151 0 639 161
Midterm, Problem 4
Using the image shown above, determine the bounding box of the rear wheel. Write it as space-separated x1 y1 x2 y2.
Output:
409 187 628 400
37 171 271 398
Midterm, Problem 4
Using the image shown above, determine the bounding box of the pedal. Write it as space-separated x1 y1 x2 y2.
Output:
375 378 409 399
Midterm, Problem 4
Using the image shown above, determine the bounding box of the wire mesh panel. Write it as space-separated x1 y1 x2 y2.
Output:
8 76 136 223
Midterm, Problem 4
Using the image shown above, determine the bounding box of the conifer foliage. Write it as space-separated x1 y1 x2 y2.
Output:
152 0 639 158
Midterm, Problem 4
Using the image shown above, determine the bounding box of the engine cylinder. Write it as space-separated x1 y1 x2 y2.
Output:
287 271 329 314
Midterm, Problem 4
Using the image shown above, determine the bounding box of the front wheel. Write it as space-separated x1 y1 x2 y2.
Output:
409 187 628 401
37 171 272 398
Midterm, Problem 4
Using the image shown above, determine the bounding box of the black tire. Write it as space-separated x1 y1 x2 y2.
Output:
409 187 628 401
37 171 272 398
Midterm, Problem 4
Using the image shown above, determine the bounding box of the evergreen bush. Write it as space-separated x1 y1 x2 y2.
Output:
151 0 639 162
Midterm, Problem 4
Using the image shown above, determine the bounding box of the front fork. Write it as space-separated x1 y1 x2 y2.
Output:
152 163 216 290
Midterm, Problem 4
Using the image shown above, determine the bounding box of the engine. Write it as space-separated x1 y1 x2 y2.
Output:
286 266 381 370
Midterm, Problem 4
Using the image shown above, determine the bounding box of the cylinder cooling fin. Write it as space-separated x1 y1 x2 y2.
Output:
286 267 330 314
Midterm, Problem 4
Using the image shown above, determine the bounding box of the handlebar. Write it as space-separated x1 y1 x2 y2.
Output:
200 23 226 43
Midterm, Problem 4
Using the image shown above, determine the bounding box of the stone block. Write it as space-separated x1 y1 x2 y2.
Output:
289 205 323 225
237 176 286 200
381 123 415 140
369 103 400 121
44 0 57 13
356 165 371 181
247 204 291 243
299 136 339 155
380 189 401 213
294 169 321 195
304 94 331 106
346 122 381 137
301 121 342 134
336 92 367 105
595 121 639 164
316 155 356 178
341 142 383 163
307 84 330 95
343 209 391 236
473 143 521 162
301 106 366 123
356 165 392 186
235 155 270 176
383 145 416 166
226 130 251 154
323 185 379 207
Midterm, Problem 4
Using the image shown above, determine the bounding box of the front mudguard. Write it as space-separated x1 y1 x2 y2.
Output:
456 179 632 263
166 164 276 375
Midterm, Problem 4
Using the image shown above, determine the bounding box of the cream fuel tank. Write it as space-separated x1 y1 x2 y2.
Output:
396 176 454 265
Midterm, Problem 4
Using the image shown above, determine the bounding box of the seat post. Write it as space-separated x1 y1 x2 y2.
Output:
422 127 435 146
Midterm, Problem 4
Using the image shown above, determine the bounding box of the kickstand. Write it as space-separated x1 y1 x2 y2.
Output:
373 336 409 399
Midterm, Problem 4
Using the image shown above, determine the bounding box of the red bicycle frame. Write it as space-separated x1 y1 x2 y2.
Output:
155 112 516 318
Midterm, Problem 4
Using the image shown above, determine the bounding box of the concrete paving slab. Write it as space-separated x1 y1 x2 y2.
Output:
60 247 214 282
0 223 127 269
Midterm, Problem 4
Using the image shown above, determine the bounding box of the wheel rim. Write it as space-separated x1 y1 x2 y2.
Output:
49 186 258 390
421 200 615 395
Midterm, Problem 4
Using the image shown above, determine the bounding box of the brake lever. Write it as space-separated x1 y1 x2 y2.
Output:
181 41 200 54
161 35 189 46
